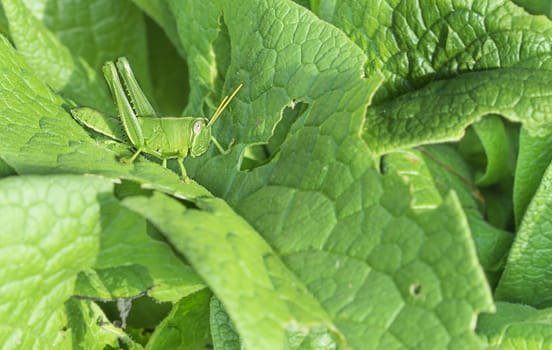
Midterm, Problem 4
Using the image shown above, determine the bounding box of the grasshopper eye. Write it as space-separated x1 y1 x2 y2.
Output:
193 120 204 135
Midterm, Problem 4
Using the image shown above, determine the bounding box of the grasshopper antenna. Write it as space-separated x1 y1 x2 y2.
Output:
207 84 243 127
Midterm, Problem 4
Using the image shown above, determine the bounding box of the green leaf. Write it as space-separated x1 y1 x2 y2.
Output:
419 145 514 265
0 2 7 37
131 0 185 58
513 127 552 226
513 0 552 17
74 192 204 303
496 159 552 307
477 302 552 349
64 299 124 350
382 149 444 211
0 157 15 177
174 0 495 348
1 0 114 112
0 31 96 172
184 0 383 188
166 0 223 115
0 175 113 349
455 118 518 230
210 296 241 350
320 0 552 102
363 68 552 156
145 16 189 116
0 34 211 200
3 0 153 112
122 191 344 349
383 146 513 287
22 0 150 80
320 0 552 155
4 0 552 347
146 289 211 350
235 169 493 348
458 116 517 187
481 186 515 230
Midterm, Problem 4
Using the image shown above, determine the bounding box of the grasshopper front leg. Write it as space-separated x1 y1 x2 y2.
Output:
176 158 188 179
211 136 235 155
162 157 188 182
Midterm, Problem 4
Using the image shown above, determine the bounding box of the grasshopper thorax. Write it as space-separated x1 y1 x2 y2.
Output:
190 117 212 157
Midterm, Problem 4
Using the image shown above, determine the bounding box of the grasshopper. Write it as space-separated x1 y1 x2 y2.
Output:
71 57 242 179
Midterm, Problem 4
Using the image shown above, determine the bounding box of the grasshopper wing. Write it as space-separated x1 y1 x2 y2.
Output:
71 107 127 142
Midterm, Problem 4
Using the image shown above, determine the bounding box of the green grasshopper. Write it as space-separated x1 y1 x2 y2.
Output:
71 57 242 179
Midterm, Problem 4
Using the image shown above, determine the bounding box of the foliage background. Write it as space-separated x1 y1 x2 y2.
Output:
1 0 552 349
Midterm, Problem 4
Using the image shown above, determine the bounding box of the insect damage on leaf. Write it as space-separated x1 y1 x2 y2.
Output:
71 57 242 181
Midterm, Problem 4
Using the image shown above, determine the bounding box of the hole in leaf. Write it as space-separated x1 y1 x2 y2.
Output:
98 294 171 334
409 283 422 297
378 155 387 174
267 101 308 154
239 101 308 171
114 179 198 209
240 144 270 171
114 179 153 199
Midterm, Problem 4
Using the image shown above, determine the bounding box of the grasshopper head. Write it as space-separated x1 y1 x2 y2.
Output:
190 85 242 157
190 118 212 157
